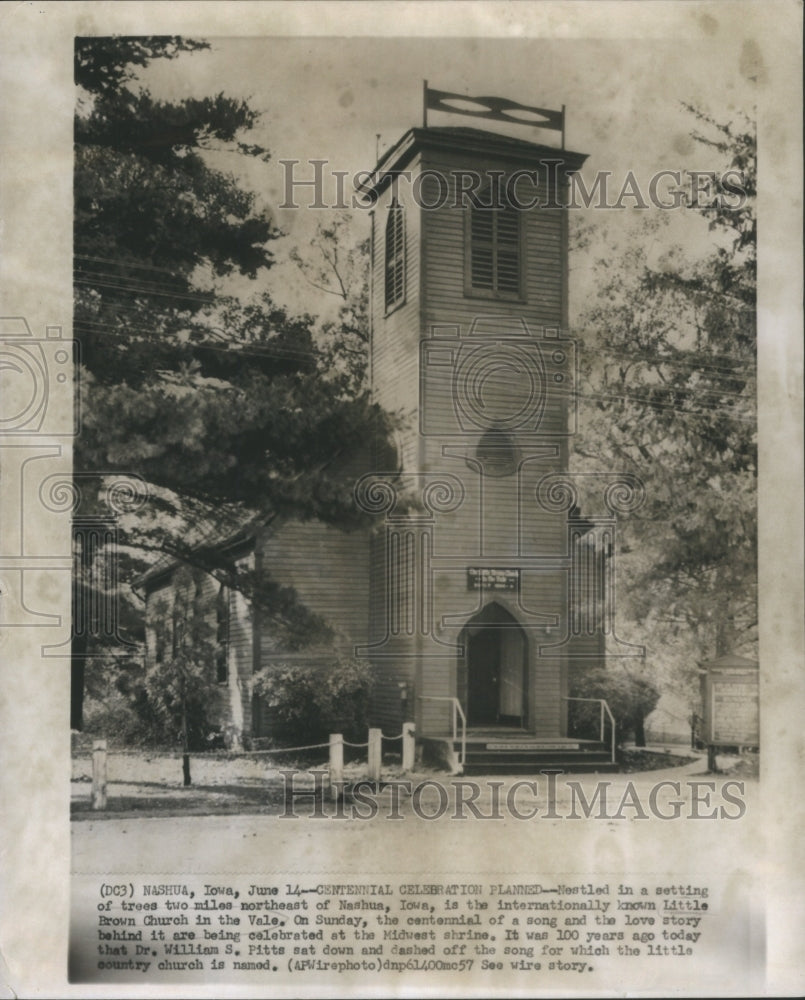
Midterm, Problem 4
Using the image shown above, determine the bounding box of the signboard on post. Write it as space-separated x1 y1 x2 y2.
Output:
700 653 760 748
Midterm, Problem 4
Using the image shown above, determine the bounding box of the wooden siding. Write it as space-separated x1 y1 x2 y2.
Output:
368 136 578 739
252 519 371 738
258 520 369 654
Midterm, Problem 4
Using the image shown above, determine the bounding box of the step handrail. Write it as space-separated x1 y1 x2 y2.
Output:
418 696 466 767
563 697 617 764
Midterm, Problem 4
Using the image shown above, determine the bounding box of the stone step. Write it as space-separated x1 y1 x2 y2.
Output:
455 739 618 775
462 760 620 775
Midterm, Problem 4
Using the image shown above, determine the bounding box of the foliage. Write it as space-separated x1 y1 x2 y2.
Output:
73 32 395 558
569 666 661 747
143 568 226 751
574 107 757 708
72 37 397 726
291 215 371 397
252 657 374 745
82 677 158 747
75 37 210 99
79 584 153 745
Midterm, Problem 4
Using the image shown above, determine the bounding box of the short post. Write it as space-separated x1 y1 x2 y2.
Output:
368 728 382 783
402 722 416 772
92 739 107 811
329 733 344 799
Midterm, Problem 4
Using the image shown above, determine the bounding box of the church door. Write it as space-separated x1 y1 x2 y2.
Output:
467 627 500 725
464 603 527 727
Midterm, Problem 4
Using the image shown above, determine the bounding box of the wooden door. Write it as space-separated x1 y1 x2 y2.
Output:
467 628 500 725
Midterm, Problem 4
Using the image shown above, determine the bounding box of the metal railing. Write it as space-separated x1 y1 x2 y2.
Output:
563 697 617 764
418 696 467 767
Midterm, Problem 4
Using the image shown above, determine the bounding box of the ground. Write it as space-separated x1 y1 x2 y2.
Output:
68 747 763 995
71 743 758 819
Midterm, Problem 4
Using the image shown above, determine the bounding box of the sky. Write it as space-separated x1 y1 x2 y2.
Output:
134 32 760 323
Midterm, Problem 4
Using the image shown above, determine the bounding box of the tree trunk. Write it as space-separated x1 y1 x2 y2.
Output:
71 642 86 731
181 687 191 786
714 569 736 657
634 714 647 748
70 531 94 731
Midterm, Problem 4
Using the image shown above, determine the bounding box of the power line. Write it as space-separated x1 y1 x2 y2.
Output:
74 276 215 305
72 322 754 417
74 268 192 298
574 389 756 424
590 349 755 379
72 320 318 364
578 377 755 402
75 253 207 276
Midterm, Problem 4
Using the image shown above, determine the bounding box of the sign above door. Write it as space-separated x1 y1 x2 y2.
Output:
467 567 520 591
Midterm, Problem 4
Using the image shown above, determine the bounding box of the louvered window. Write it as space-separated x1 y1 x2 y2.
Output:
385 201 405 311
468 197 522 297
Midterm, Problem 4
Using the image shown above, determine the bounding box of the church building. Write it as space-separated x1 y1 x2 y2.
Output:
143 89 631 771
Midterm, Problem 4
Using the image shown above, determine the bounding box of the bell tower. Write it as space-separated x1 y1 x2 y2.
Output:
358 87 592 744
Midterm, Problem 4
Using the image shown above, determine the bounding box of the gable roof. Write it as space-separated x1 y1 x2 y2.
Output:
135 511 262 591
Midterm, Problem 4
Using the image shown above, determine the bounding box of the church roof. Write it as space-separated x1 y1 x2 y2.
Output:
361 125 588 198
135 511 262 591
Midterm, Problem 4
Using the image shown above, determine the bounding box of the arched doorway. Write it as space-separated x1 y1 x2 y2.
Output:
459 602 527 728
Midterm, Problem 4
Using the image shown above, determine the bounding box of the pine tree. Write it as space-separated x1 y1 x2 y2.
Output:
72 37 395 728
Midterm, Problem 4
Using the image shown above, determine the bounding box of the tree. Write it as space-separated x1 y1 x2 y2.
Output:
145 567 224 784
290 214 371 397
72 37 396 728
573 108 757 719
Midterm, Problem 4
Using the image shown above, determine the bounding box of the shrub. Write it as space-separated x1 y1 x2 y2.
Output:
252 656 373 745
82 689 154 747
569 666 660 747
